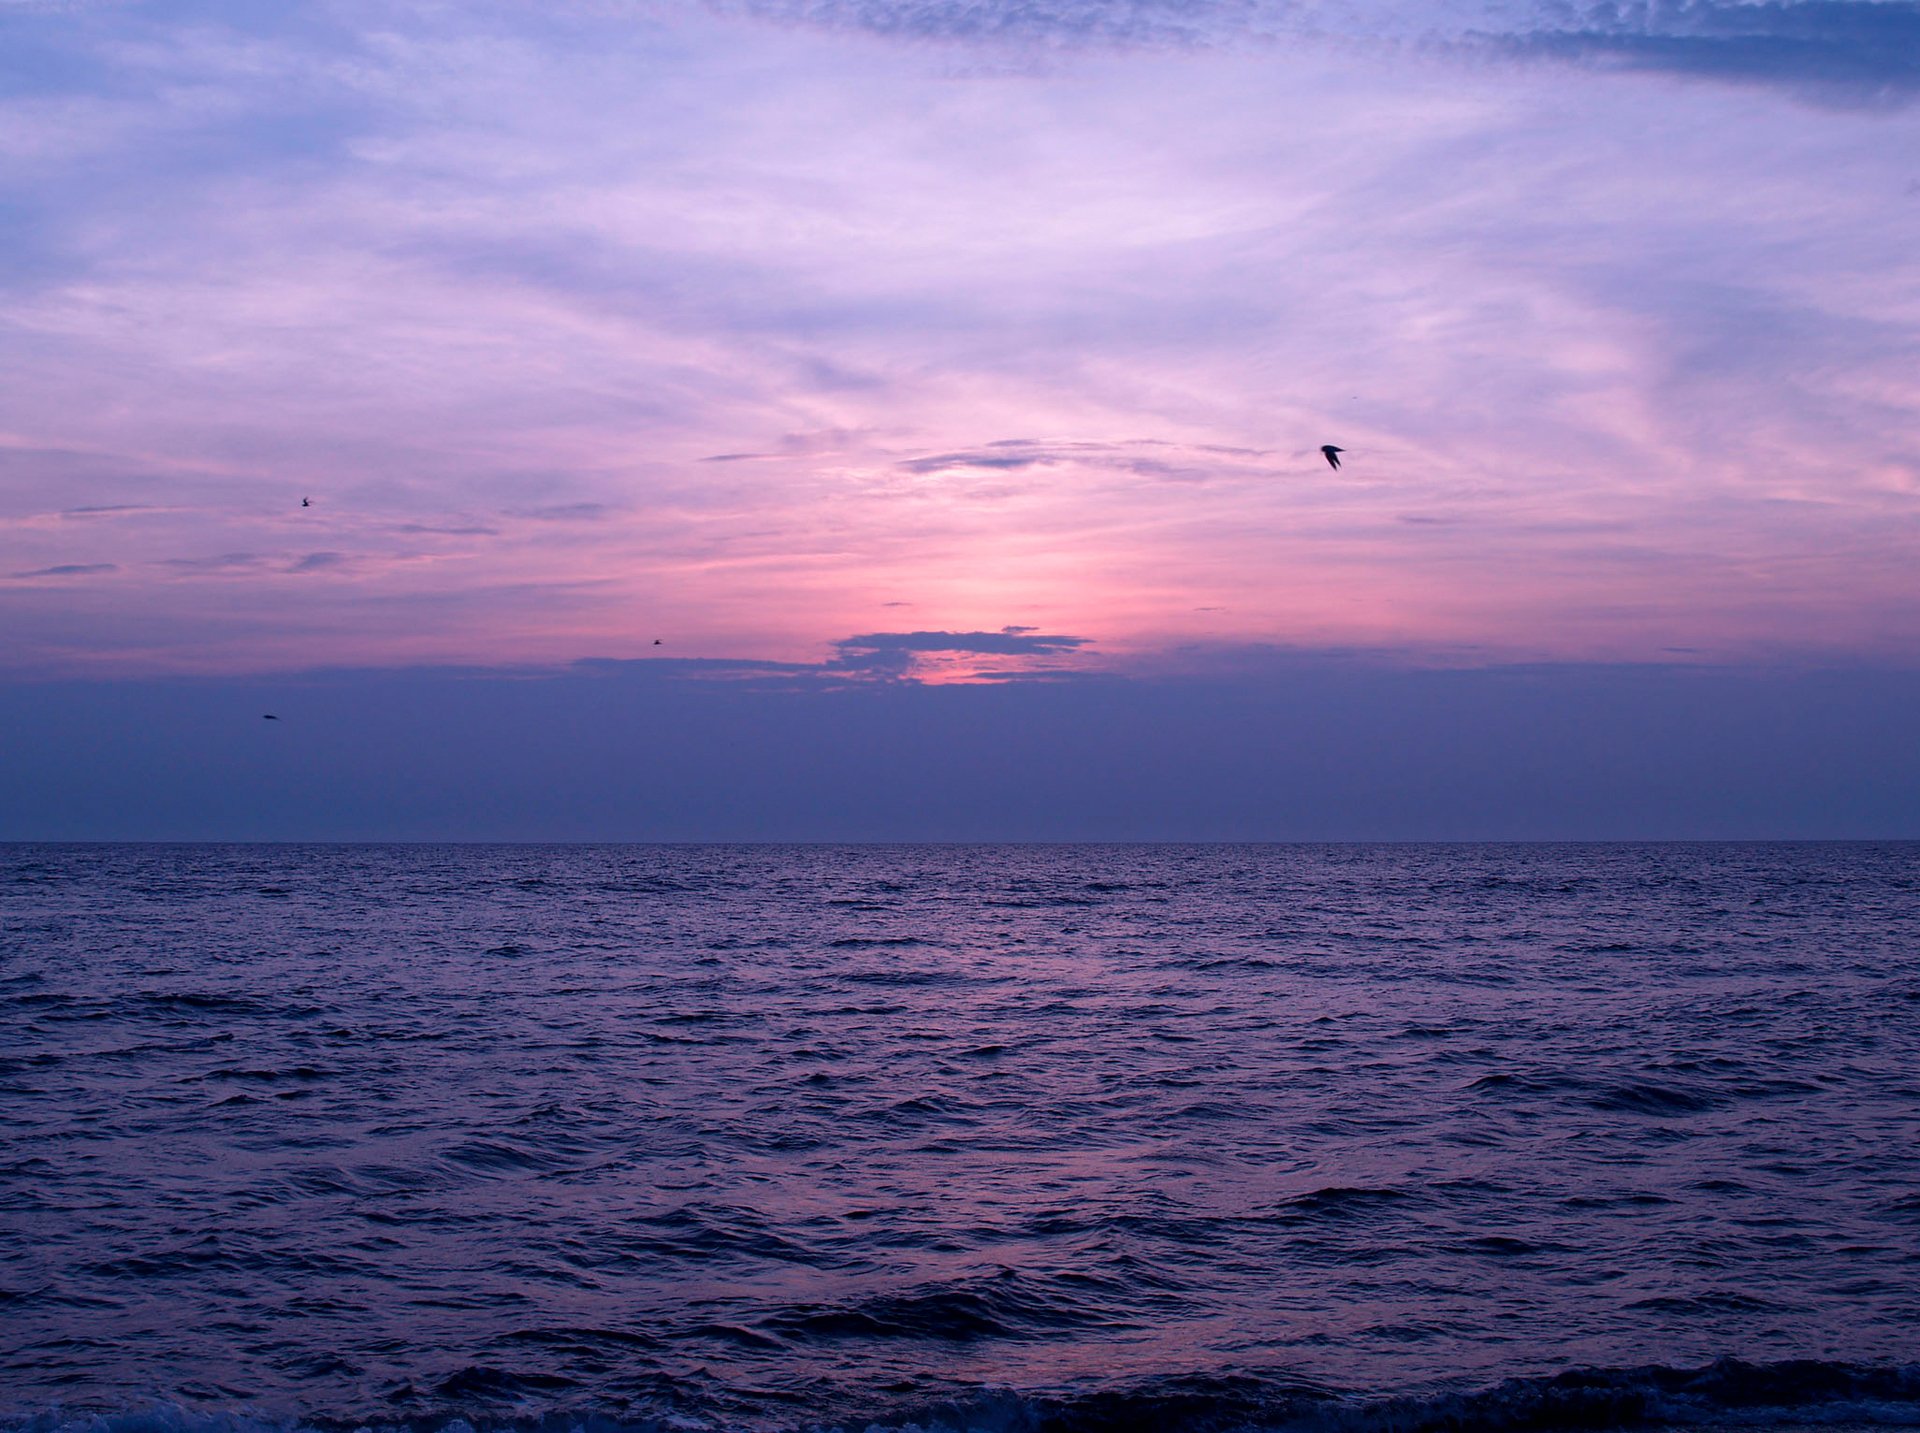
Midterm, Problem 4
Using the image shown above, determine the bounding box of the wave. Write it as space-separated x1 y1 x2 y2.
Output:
9 1360 1920 1433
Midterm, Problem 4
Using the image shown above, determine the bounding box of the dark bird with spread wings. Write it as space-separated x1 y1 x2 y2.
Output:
1321 445 1343 471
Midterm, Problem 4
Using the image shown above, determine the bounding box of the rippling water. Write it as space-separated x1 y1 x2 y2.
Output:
4 843 1919 1432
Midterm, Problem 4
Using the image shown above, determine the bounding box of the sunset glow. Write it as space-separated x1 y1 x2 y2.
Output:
3 4 1918 685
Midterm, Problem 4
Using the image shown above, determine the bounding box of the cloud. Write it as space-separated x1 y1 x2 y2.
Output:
161 553 264 573
718 0 1920 102
7 652 1920 839
0 1 1915 680
509 503 612 522
830 626 1092 677
898 439 1243 483
288 550 346 572
900 450 1053 473
1483 0 1920 105
8 562 117 578
713 0 1262 47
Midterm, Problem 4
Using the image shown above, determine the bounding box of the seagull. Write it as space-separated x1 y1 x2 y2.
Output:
262 714 280 721
1320 445 1344 471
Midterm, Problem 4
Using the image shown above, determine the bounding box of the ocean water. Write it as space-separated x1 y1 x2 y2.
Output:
3 842 1919 1433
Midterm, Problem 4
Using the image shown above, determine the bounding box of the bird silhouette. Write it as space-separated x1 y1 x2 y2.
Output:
653 639 662 646
301 497 310 508
262 714 279 721
1321 445 1343 470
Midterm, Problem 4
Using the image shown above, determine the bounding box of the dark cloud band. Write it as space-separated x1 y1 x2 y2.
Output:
8 563 117 579
832 627 1092 676
1483 1 1920 105
717 0 1920 103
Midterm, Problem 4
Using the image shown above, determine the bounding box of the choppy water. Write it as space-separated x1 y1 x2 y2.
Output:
4 843 1920 1433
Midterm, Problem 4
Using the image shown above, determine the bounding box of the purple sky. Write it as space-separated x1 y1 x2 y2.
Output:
1 1 1917 834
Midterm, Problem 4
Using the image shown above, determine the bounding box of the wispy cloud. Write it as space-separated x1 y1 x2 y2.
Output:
901 450 1054 474
899 438 1237 482
8 562 117 578
508 503 614 522
713 0 1269 47
161 553 265 574
288 550 347 573
0 1 1914 678
391 522 499 536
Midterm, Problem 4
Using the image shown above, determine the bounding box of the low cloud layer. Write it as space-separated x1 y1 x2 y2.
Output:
6 653 1917 839
831 627 1092 677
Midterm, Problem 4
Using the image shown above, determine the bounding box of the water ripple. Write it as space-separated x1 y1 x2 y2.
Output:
2 842 1917 1429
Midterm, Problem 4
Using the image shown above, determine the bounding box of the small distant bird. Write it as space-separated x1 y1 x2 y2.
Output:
653 639 662 646
1321 445 1344 471
301 497 310 508
262 714 279 721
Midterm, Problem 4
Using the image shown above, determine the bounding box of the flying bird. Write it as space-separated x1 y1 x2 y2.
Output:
1321 445 1343 471
262 714 279 721
301 497 310 508
653 639 663 646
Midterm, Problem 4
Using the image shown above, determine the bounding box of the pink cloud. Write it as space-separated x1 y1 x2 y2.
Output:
0 7 1916 677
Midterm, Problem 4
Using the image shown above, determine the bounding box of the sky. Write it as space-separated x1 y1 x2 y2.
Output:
2 0 1917 837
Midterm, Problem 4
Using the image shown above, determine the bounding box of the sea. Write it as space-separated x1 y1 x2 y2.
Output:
3 843 1919 1433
